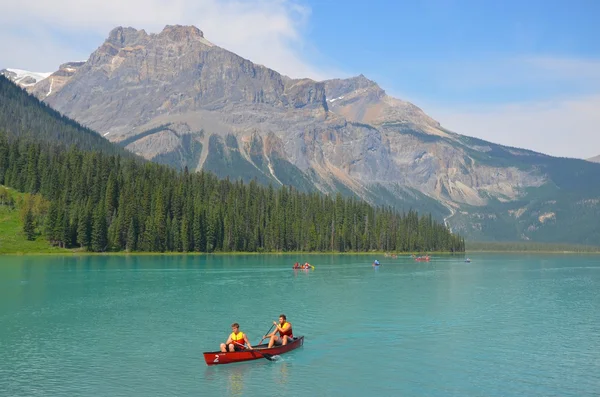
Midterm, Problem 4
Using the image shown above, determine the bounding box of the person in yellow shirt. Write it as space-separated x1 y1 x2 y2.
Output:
220 323 253 352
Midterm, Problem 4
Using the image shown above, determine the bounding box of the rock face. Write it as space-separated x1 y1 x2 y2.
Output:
324 75 442 133
32 61 86 98
29 25 600 243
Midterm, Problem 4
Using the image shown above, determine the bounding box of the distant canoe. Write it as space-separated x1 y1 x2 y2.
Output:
293 265 314 270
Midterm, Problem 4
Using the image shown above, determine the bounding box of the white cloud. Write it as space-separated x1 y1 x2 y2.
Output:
429 94 600 160
0 0 330 79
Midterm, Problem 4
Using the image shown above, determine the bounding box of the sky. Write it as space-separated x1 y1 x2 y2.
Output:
1 0 598 159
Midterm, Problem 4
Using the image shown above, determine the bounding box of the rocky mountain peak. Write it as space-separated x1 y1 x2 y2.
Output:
324 74 380 99
159 25 206 41
323 75 442 132
107 26 148 47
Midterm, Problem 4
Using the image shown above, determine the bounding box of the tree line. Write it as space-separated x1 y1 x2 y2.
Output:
0 133 465 253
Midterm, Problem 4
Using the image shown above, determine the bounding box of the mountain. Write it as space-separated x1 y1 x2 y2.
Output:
0 72 463 254
0 75 132 156
24 25 600 244
0 68 51 88
588 155 600 163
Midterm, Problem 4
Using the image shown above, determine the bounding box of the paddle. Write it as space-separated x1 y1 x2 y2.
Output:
258 324 275 345
233 342 276 361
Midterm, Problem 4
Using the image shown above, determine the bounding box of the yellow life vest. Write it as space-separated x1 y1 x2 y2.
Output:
230 331 245 344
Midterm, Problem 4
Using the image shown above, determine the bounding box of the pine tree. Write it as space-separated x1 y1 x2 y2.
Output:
77 204 92 249
181 216 190 252
91 204 108 252
44 200 58 245
126 217 137 252
23 208 36 240
0 133 9 184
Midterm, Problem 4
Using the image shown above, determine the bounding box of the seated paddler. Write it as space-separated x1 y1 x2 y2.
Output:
220 322 253 352
267 314 293 348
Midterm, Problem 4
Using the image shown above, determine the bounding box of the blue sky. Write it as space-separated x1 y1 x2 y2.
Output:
301 0 599 104
0 0 598 158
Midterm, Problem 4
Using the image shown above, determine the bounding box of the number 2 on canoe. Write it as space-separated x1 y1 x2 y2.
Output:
214 355 219 363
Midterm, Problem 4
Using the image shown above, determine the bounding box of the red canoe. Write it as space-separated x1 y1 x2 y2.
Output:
203 336 304 365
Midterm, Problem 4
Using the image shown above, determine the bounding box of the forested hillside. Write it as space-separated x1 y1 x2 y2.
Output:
0 75 131 156
0 134 464 253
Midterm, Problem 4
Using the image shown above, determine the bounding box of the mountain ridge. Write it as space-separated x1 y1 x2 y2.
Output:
8 24 600 244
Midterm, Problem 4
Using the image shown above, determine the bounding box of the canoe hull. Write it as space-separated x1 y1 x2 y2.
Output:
203 336 304 365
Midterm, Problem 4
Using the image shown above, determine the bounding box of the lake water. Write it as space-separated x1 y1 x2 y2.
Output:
1 254 599 396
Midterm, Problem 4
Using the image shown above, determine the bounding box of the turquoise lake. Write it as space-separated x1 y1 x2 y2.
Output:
1 254 599 396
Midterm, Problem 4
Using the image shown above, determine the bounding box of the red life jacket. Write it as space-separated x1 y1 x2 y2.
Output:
278 322 293 338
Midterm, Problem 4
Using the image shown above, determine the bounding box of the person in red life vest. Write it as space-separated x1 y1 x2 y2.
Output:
266 314 294 348
293 262 300 269
220 322 253 352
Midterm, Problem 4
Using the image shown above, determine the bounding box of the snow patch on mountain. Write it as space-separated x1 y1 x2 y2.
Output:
1 68 52 87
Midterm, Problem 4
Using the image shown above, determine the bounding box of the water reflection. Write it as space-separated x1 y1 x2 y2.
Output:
293 269 311 278
275 361 289 386
226 365 246 397
203 362 255 397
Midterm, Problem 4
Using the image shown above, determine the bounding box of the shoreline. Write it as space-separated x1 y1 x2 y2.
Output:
2 250 599 256
0 251 463 256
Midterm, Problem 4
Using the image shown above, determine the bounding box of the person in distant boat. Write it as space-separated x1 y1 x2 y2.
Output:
373 260 380 266
293 262 300 269
302 263 311 269
267 314 294 348
221 323 253 352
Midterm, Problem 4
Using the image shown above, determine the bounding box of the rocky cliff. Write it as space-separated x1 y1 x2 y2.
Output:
19 25 600 244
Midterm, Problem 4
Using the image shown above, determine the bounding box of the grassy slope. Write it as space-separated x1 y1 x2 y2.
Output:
0 186 70 254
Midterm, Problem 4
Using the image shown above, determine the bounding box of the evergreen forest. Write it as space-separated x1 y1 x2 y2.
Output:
0 133 464 253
